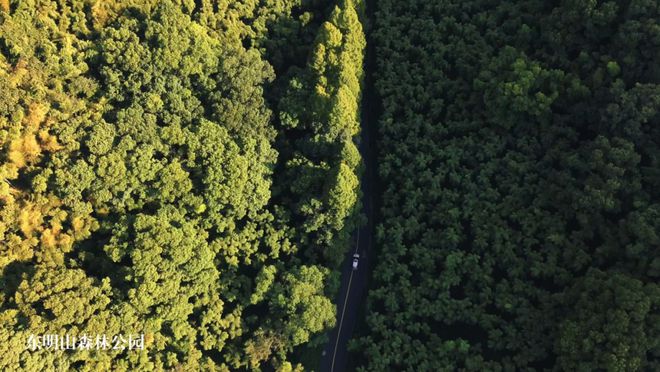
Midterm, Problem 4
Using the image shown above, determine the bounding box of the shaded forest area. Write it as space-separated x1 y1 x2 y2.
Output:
351 0 660 371
0 0 365 370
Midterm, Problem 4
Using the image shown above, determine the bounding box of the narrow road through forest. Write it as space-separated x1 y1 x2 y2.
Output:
318 1 378 370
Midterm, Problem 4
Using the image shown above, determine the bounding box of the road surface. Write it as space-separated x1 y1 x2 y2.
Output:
318 2 378 369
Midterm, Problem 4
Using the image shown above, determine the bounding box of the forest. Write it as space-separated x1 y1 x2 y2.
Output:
350 0 660 371
2 0 660 371
0 0 364 370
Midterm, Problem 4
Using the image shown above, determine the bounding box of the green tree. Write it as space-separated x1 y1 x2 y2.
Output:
556 269 660 372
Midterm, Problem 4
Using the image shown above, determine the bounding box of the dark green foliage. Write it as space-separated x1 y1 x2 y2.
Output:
352 0 660 370
556 269 660 372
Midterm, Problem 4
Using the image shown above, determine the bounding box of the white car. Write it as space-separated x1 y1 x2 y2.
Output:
352 253 360 270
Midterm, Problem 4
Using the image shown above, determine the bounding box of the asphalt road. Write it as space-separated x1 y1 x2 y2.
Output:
318 216 373 372
318 5 378 368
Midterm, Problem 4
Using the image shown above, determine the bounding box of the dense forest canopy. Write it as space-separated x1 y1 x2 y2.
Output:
2 0 660 371
351 0 660 371
0 0 364 370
